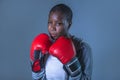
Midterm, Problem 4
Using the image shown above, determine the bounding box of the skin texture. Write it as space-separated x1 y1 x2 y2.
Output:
48 11 70 40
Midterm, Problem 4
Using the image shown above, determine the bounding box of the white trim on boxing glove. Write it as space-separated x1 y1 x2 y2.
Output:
64 57 81 77
32 68 45 80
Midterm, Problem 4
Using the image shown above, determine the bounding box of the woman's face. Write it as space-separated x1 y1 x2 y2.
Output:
48 11 69 40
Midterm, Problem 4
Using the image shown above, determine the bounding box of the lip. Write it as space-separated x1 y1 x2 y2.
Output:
50 33 57 38
51 34 57 37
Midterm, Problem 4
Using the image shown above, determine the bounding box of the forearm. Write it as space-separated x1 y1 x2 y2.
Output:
32 69 45 80
67 41 92 80
67 64 92 80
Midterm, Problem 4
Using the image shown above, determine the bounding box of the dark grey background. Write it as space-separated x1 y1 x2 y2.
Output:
0 0 120 80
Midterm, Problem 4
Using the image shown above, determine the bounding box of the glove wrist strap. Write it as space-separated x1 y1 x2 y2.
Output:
64 57 81 77
32 68 45 80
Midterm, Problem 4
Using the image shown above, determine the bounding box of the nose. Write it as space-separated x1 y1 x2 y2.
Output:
49 23 56 31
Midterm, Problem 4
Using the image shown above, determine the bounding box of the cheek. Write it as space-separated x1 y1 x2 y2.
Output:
56 26 65 34
48 26 51 32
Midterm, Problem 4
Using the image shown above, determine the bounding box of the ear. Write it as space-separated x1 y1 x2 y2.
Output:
68 22 72 30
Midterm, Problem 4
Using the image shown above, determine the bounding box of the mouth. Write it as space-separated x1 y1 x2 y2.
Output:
50 33 58 39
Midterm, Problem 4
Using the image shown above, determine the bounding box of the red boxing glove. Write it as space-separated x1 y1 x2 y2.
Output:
49 36 76 64
30 33 52 72
30 33 52 61
49 36 81 77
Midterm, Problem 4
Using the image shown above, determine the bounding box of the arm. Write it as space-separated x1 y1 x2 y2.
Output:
30 33 52 80
73 41 92 80
49 36 92 80
82 42 92 80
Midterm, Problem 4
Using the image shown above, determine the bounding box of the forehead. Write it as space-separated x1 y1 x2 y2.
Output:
49 11 66 20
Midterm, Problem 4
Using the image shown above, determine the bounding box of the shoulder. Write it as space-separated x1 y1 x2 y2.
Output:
71 35 92 56
71 35 82 47
81 42 91 53
71 35 92 65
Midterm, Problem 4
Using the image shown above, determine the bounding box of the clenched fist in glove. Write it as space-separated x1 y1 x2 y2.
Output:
30 33 52 79
49 36 81 78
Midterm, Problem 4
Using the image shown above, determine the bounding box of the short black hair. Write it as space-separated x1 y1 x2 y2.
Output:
49 4 73 24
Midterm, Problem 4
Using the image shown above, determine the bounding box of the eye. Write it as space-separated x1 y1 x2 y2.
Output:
48 21 52 24
56 22 63 26
48 21 53 26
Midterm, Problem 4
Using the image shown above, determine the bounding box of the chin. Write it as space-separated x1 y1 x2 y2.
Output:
50 36 56 40
53 36 60 40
